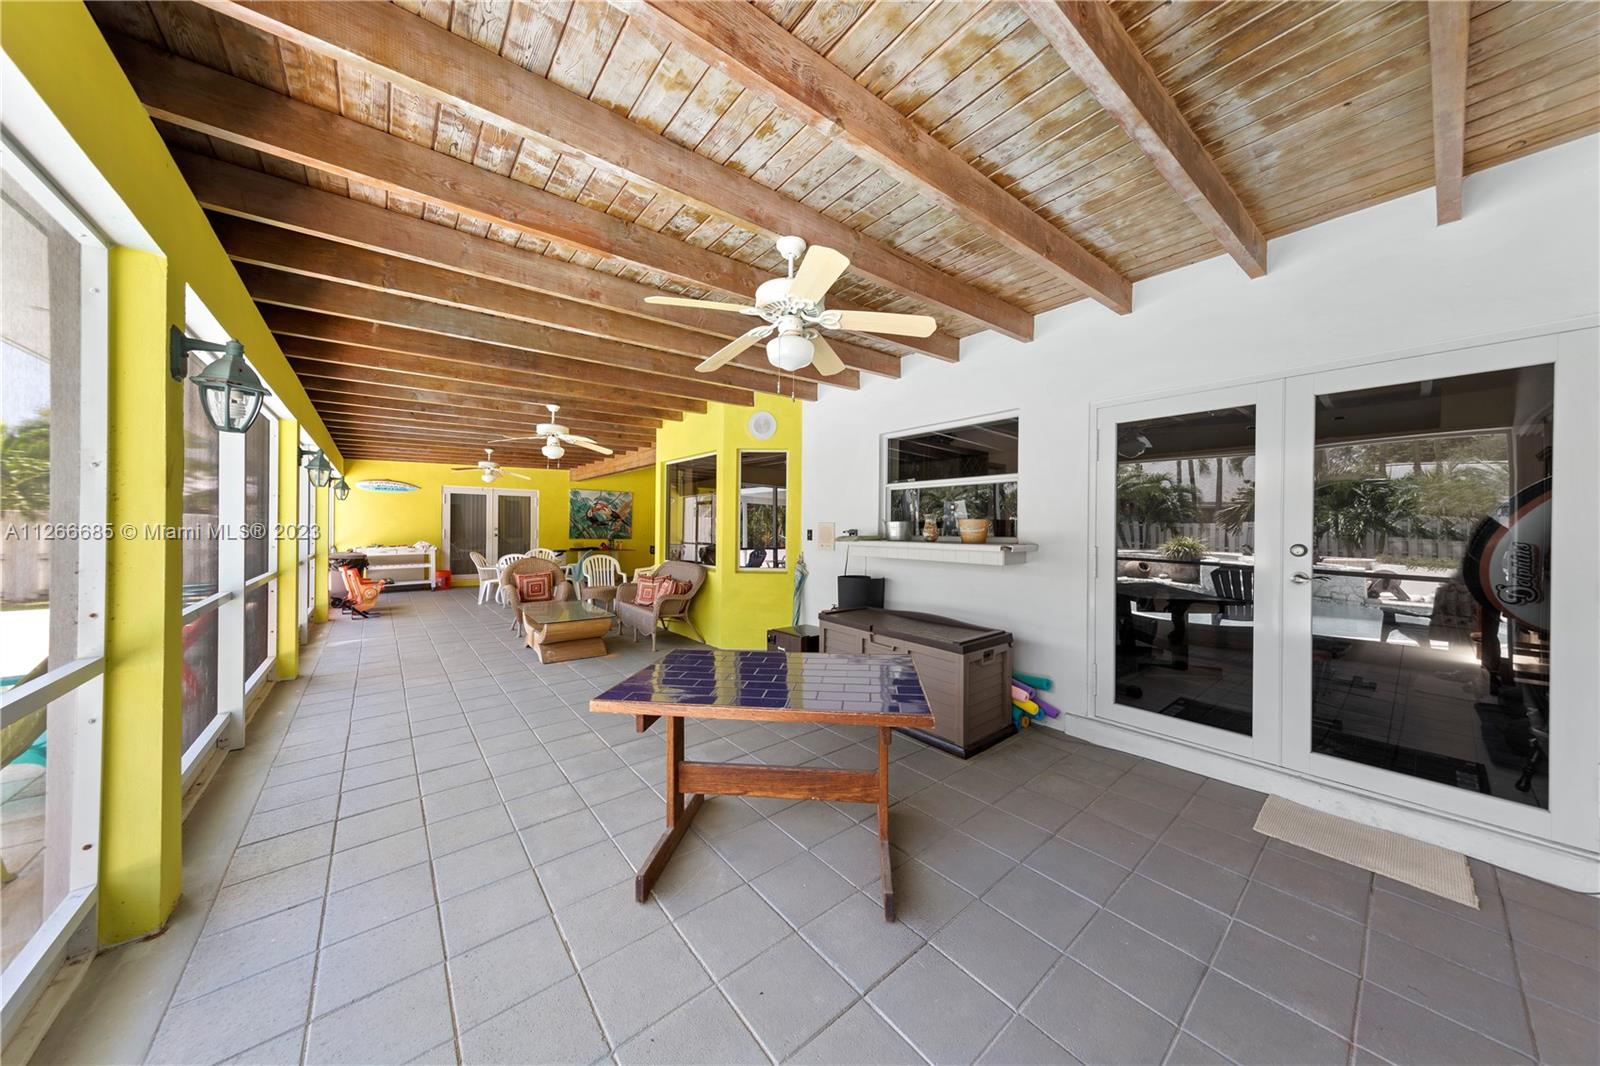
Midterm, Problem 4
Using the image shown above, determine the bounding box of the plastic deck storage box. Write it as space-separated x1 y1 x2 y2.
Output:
818 607 1014 757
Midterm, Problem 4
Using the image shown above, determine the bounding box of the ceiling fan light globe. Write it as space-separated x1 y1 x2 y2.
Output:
766 332 815 372
542 441 566 460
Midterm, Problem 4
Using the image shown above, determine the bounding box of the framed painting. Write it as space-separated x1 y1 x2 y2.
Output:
570 489 633 540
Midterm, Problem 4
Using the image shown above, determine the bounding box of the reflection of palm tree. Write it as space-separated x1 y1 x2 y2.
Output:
1216 480 1255 535
1314 477 1417 554
1116 467 1198 547
2 415 51 518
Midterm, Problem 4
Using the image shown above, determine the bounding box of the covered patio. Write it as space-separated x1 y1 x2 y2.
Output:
2 2 1598 1064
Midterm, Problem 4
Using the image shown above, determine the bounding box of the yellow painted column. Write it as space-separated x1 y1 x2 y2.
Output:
99 248 184 943
275 420 300 679
313 486 330 622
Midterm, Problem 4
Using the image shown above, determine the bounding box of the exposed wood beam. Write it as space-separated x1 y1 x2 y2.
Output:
296 374 665 430
1427 1 1471 224
327 432 584 467
291 364 676 428
198 0 1015 344
110 35 930 370
310 402 656 449
623 0 1131 316
319 418 606 457
178 152 955 364
262 307 706 411
571 448 657 482
238 264 819 402
213 213 876 385
276 336 686 422
300 388 657 441
1020 2 1267 278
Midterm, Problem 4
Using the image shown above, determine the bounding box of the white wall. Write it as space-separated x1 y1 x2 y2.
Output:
801 135 1600 887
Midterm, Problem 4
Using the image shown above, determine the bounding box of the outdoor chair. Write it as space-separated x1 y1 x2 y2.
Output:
577 553 624 614
469 551 498 605
500 556 575 634
494 553 527 606
341 565 386 618
615 560 706 650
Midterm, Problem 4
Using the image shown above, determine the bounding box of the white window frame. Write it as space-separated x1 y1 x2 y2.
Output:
664 452 718 569
881 412 1021 542
0 128 108 1046
736 449 788 572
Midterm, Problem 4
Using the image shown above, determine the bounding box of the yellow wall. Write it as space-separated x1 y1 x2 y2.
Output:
655 393 802 649
332 460 657 579
0 0 340 464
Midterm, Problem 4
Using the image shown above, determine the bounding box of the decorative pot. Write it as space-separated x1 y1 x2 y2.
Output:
957 519 991 544
922 517 939 542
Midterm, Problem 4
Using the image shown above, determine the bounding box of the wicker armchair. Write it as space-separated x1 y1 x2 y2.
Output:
500 556 575 633
615 560 706 650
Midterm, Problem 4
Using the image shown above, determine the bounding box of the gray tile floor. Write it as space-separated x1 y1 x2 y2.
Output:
130 589 1596 1065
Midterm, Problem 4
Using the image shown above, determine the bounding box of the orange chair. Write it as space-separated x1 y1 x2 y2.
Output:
341 565 386 618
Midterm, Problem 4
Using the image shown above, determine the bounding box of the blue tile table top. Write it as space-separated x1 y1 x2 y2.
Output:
589 649 936 727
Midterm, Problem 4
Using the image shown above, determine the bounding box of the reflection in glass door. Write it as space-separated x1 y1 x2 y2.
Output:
445 487 488 576
1096 383 1281 761
1301 365 1555 808
496 493 533 556
1114 407 1258 735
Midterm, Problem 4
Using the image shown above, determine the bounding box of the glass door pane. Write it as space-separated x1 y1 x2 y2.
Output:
445 490 487 575
1112 405 1258 737
1305 366 1555 808
496 493 533 557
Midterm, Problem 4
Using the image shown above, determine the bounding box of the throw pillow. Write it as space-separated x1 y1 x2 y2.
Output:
636 574 689 607
514 570 554 603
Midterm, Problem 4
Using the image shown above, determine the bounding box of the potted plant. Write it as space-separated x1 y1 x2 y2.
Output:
1158 535 1207 583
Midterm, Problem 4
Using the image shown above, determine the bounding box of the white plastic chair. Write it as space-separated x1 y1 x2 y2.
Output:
494 553 527 606
631 564 662 583
470 551 498 605
580 554 623 589
531 548 563 562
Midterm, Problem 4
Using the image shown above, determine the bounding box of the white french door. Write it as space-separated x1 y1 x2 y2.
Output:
443 487 539 579
1094 381 1285 765
1095 328 1598 853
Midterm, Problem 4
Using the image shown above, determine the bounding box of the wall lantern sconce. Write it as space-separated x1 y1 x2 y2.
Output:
332 477 351 502
301 450 336 489
169 326 268 434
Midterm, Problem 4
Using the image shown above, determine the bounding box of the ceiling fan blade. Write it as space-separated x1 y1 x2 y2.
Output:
563 436 613 455
487 435 541 443
503 470 533 479
788 245 849 304
449 466 477 471
696 325 772 373
830 310 937 337
644 295 754 313
810 334 847 377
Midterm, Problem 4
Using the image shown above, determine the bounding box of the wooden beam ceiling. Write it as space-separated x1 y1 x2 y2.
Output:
198 0 1023 342
296 379 658 437
1427 1 1471 225
177 152 944 370
212 212 877 386
236 264 821 402
1020 1 1267 278
624 0 1132 316
570 447 657 483
307 398 655 449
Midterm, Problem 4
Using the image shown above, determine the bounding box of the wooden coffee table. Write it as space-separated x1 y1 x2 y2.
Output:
520 600 613 663
590 649 936 920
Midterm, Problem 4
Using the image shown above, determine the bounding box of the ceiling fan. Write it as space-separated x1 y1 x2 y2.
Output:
643 235 937 377
451 448 531 484
489 404 614 461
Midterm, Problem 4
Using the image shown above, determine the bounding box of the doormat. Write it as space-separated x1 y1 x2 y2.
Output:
1253 795 1479 908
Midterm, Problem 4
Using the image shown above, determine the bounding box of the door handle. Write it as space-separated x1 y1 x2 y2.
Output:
1291 571 1313 584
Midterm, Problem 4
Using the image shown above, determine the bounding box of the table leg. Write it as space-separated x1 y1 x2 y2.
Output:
877 726 894 921
635 716 701 903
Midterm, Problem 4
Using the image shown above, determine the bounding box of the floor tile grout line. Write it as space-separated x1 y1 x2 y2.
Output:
138 638 331 1061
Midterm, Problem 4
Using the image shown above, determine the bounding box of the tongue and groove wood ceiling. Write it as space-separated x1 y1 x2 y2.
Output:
90 1 1598 473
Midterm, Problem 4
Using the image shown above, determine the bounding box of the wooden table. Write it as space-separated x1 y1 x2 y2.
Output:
590 649 936 921
520 600 613 663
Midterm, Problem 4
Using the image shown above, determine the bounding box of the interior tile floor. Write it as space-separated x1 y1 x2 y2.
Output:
35 588 1599 1065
